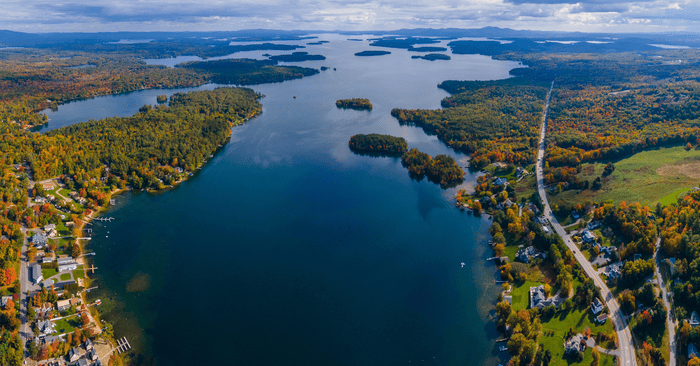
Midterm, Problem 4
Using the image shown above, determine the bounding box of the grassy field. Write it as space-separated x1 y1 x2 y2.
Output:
539 306 616 365
53 316 81 334
42 268 58 280
511 280 545 310
59 273 71 281
550 145 700 207
73 266 85 279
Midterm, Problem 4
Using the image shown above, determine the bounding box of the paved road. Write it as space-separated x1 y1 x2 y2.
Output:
654 237 676 366
535 80 637 366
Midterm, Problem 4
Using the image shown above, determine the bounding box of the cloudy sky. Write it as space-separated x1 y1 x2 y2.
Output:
2 0 699 33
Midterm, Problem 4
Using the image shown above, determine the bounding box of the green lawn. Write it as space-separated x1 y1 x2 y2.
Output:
52 316 81 334
659 187 691 206
59 273 71 281
511 280 546 310
550 145 700 207
504 245 520 263
73 266 85 279
42 268 58 280
539 306 617 365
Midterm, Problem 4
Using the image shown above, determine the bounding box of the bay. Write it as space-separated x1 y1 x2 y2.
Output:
44 34 521 365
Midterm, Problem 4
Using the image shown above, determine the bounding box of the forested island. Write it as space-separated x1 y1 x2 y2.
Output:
336 98 373 111
411 54 451 61
177 58 319 85
401 149 464 187
268 52 326 62
408 46 448 52
354 50 391 57
348 134 407 155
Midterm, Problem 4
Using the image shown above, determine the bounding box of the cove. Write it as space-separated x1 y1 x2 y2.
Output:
43 34 522 365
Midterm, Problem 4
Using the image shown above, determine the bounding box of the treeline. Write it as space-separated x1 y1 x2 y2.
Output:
348 134 407 155
401 149 464 187
336 98 373 111
177 58 319 85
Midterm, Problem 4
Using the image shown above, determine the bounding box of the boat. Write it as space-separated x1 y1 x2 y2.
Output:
499 346 508 352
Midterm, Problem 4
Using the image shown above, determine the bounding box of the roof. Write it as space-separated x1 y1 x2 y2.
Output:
689 343 699 360
57 299 70 308
31 263 42 282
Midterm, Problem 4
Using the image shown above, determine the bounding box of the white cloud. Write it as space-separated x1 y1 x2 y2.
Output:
0 0 698 33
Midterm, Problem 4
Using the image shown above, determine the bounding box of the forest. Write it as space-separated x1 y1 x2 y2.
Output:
336 98 373 111
392 79 547 169
400 149 464 187
177 58 319 85
348 134 407 155
267 52 326 62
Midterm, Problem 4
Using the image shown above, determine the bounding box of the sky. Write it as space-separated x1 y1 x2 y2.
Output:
2 0 699 33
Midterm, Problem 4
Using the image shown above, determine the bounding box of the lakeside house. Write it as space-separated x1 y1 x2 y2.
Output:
58 256 79 272
494 177 509 186
530 285 554 309
517 246 545 263
591 298 604 315
57 299 71 312
564 334 587 354
31 263 43 284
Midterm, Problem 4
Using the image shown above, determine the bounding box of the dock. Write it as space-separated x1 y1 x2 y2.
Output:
92 217 114 222
115 337 131 354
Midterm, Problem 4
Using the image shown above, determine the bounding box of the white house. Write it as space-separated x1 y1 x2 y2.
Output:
591 298 604 315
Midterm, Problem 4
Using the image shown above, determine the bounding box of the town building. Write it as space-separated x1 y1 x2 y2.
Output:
31 263 43 284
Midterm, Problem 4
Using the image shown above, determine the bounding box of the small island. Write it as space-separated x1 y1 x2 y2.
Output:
268 52 326 62
336 98 373 111
401 148 464 187
354 50 391 57
411 54 451 61
348 134 407 155
156 95 168 103
408 46 448 52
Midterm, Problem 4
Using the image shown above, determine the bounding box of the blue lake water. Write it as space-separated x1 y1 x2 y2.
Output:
42 34 521 365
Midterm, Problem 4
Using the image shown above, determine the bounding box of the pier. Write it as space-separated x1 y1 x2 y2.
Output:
92 217 114 222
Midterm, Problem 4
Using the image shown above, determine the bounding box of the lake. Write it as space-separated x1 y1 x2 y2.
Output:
43 33 521 365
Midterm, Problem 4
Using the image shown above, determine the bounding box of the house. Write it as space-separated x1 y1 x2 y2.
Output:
572 211 580 220
564 334 587 354
669 258 677 275
35 302 54 316
76 358 89 366
87 349 98 361
31 263 43 284
84 338 94 351
31 232 48 248
588 221 602 230
530 285 554 309
68 347 81 362
43 224 56 232
42 255 55 264
517 246 536 263
494 177 508 186
57 299 71 312
70 297 82 307
596 313 608 324
58 257 79 272
515 167 528 177
38 320 56 335
582 230 596 243
600 246 615 255
591 298 604 315
690 311 700 327
543 226 550 234
0 296 11 309
689 343 699 360
504 295 513 305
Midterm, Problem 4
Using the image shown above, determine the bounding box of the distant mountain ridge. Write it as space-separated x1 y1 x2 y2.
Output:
1 27 699 48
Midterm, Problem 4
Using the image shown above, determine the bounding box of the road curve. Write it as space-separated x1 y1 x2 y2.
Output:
535 80 637 366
